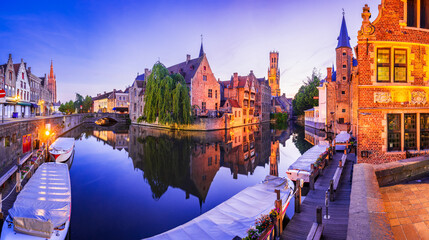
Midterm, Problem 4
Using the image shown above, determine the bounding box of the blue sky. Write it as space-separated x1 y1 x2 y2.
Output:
0 0 379 102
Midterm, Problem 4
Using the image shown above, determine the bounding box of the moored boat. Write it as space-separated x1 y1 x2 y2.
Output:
49 138 75 163
0 162 71 240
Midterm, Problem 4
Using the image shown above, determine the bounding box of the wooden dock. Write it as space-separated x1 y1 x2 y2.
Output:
281 152 354 240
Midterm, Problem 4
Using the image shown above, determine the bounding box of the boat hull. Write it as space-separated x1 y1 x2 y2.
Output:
286 170 310 182
0 218 70 240
50 146 74 163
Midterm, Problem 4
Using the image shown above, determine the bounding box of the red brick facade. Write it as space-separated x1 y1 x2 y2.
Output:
353 0 429 163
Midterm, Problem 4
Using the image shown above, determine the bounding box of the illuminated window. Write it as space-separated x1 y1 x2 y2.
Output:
394 49 407 82
421 114 429 149
388 114 401 151
407 0 429 29
377 49 391 82
404 114 417 150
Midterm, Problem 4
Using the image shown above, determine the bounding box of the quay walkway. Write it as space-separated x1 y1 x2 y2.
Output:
282 152 355 240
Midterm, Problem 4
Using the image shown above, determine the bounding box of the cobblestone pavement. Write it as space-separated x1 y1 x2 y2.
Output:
381 177 429 240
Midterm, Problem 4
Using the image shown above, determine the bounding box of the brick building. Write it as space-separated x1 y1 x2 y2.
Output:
268 51 281 97
167 43 220 116
353 0 429 163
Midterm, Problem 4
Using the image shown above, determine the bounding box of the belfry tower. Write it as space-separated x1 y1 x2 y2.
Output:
48 60 57 103
268 51 280 96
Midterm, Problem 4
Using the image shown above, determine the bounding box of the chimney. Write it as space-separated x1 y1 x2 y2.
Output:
186 54 191 63
233 73 238 88
21 58 24 63
282 93 286 98
104 91 106 94
327 67 332 82
28 67 31 73
250 70 253 74
97 93 101 97
137 72 139 77
145 68 150 75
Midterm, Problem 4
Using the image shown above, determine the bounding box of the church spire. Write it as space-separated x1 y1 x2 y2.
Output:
199 34 204 57
49 60 54 78
336 13 351 49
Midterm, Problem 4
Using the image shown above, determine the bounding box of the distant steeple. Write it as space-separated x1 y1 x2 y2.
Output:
49 60 54 78
336 13 351 49
199 34 204 57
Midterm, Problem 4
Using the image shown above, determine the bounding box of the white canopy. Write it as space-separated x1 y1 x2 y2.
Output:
49 138 75 153
9 163 71 237
288 144 329 172
335 131 351 143
145 175 293 240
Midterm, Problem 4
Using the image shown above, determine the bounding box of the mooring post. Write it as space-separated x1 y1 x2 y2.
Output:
274 189 282 236
295 178 302 213
16 170 21 192
310 164 315 190
317 206 323 224
324 191 330 219
0 192 3 219
329 180 334 202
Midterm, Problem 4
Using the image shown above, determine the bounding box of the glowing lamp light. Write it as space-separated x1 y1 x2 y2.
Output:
45 130 50 136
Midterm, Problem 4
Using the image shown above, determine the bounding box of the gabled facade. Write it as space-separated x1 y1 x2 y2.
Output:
353 1 429 163
14 59 31 117
167 44 220 115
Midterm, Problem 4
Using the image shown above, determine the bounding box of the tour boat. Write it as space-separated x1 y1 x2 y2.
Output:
1 162 71 240
49 138 75 163
287 143 330 182
146 175 294 239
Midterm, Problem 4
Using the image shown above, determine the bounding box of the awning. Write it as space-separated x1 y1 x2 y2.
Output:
17 102 31 106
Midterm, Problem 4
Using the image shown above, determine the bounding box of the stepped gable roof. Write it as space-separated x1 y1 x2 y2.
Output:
337 15 351 49
13 63 20 74
167 56 204 84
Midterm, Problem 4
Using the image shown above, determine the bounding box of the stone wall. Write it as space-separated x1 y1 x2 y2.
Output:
0 114 83 174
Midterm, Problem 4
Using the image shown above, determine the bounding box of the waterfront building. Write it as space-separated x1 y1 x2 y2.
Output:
108 88 130 113
167 42 220 115
352 1 429 163
253 74 272 122
272 94 293 117
305 14 354 133
268 51 281 97
1 54 17 118
39 74 53 115
93 91 111 113
48 60 57 103
220 98 243 125
14 59 31 117
27 67 42 116
129 68 151 122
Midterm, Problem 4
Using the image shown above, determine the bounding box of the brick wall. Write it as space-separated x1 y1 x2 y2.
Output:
191 56 220 111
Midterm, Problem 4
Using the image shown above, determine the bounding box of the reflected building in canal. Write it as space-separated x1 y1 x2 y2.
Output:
127 123 288 204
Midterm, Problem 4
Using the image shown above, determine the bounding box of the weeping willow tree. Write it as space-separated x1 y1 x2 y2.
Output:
143 63 191 124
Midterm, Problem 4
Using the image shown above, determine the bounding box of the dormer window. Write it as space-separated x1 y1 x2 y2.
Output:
407 0 429 29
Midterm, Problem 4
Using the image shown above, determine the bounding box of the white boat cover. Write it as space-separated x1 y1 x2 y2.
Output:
49 138 75 153
336 131 351 143
145 175 294 240
288 144 329 172
9 163 71 237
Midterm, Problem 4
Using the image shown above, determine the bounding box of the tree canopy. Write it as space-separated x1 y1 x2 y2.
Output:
143 63 191 124
59 93 93 114
292 68 321 116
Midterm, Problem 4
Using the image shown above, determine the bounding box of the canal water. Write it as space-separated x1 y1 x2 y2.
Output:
62 123 313 239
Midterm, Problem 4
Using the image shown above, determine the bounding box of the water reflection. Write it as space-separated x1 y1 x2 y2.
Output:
61 123 310 239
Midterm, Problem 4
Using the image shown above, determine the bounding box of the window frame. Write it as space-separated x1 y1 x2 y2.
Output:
404 113 417 150
387 114 402 152
393 49 408 82
377 48 391 82
421 113 429 150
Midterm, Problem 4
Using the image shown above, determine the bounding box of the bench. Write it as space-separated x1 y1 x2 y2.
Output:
329 153 347 201
306 206 324 240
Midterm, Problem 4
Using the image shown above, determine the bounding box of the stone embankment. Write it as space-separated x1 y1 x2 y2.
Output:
347 155 429 239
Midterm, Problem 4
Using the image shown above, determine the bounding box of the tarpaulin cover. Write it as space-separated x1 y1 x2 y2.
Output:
145 175 294 240
9 163 71 237
288 144 329 172
335 131 351 143
49 138 75 154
